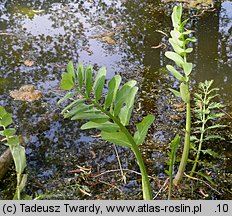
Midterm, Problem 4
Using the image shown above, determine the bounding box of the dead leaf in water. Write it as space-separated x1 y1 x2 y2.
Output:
101 36 116 45
24 60 34 67
10 85 42 102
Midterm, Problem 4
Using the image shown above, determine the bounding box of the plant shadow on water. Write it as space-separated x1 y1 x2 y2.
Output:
0 0 231 199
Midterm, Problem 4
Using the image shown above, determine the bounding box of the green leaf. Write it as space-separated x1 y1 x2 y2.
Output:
93 67 106 101
113 80 137 116
60 72 74 90
64 104 94 118
165 51 184 67
4 128 16 137
1 113 13 127
85 65 93 97
169 88 181 98
104 75 122 110
195 172 215 185
71 112 109 122
118 86 138 126
101 131 131 147
206 124 227 130
77 62 84 88
18 174 28 193
170 29 181 40
57 92 76 105
184 48 193 54
182 30 193 35
203 135 225 141
180 18 189 30
180 82 190 103
61 98 86 114
166 65 185 81
171 5 182 28
170 134 180 150
8 136 20 146
81 121 120 132
67 61 75 80
183 62 193 76
10 145 26 174
184 37 197 45
0 106 7 118
134 114 155 145
169 38 185 55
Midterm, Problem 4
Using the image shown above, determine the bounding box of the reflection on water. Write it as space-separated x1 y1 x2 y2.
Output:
0 0 231 199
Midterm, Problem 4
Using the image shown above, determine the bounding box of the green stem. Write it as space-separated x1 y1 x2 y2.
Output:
190 96 206 177
96 103 152 200
168 169 173 200
174 100 191 185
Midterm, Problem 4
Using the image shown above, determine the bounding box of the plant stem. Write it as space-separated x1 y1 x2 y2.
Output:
77 90 152 200
190 94 206 177
100 106 152 200
174 100 191 185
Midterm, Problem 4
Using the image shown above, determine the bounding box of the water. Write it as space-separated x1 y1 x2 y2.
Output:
0 0 231 199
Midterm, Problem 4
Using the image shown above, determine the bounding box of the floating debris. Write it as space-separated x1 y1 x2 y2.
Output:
10 85 42 102
90 32 116 44
101 36 116 44
24 60 35 67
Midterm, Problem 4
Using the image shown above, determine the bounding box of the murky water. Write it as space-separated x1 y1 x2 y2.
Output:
0 0 231 199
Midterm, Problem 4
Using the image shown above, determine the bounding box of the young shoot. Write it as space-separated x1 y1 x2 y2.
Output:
165 4 196 185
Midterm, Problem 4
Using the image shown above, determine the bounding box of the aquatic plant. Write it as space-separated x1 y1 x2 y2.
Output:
165 134 180 200
165 4 196 185
190 80 226 178
58 62 155 200
0 106 27 200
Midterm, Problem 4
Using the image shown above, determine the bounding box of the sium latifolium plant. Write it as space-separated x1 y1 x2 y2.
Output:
165 4 197 185
190 80 226 178
0 106 27 200
58 62 155 200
